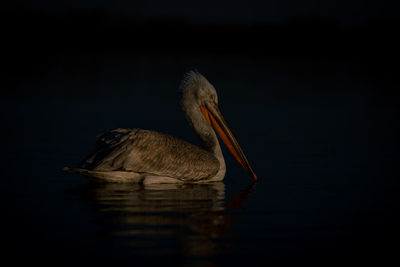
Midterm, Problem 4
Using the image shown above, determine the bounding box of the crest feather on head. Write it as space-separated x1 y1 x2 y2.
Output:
180 70 210 94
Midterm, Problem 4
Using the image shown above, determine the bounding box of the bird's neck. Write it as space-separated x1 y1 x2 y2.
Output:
182 101 226 180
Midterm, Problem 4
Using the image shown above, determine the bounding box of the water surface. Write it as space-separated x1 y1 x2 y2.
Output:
2 55 399 266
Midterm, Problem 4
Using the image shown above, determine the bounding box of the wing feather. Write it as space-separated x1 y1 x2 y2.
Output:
81 128 219 180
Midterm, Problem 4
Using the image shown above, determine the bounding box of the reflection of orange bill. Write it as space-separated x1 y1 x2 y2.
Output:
200 104 257 181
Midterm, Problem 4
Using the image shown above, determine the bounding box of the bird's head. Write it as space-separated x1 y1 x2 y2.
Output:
180 70 257 182
180 70 218 106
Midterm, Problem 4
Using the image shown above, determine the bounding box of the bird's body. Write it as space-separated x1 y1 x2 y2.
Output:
65 71 256 183
73 128 224 183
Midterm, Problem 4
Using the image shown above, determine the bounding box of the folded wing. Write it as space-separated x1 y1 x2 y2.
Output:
82 128 219 181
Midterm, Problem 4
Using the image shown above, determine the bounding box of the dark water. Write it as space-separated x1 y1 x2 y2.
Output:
2 55 399 266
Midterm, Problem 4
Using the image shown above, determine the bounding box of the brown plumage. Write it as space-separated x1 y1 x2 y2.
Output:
65 70 256 183
82 128 219 181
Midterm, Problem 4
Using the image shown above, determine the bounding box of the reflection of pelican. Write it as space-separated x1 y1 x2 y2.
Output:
65 71 256 183
70 182 254 257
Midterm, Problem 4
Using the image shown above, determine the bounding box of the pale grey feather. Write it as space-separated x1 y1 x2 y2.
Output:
82 128 220 181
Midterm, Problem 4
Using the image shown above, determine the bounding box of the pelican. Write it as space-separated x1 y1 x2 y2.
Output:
65 71 256 184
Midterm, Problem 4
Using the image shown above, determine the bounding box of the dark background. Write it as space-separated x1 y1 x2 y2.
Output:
0 0 399 88
1 1 400 266
2 0 400 87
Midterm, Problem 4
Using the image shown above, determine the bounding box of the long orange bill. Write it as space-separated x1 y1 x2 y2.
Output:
200 104 257 181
